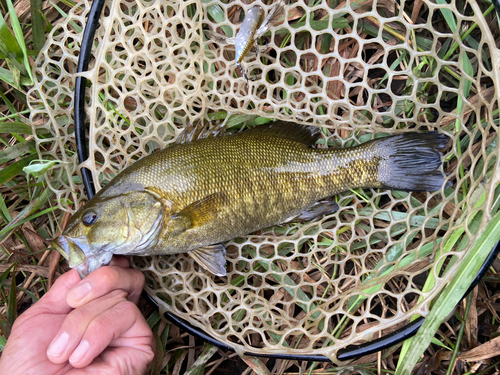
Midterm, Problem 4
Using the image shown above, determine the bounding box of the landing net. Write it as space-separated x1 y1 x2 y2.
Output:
28 0 500 360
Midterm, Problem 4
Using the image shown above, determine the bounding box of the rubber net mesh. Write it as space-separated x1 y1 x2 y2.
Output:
28 0 500 360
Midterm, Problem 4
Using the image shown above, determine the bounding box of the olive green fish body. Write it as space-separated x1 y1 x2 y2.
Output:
53 122 447 277
101 132 381 253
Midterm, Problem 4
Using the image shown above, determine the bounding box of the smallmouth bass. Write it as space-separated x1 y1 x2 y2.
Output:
52 122 448 277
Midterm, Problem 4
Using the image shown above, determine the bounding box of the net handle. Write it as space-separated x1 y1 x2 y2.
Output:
74 0 105 199
74 0 500 362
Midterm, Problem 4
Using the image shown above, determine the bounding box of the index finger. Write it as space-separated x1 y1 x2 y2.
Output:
66 265 145 308
108 255 130 268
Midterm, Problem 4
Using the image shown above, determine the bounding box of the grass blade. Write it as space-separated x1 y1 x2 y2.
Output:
6 264 17 326
238 355 271 375
48 0 82 33
150 330 164 374
0 139 36 164
0 264 15 338
0 122 33 134
0 314 11 338
205 3 233 37
0 263 15 288
395 208 500 374
5 0 33 83
0 15 25 75
436 0 457 32
30 0 45 52
146 310 161 328
0 206 58 240
183 344 218 375
0 335 6 350
0 90 22 127
0 66 31 87
0 153 37 185
0 192 11 221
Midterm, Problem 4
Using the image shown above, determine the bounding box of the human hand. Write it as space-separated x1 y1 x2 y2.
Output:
0 256 155 375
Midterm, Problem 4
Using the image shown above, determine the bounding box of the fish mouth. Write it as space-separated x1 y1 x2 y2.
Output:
52 236 111 278
52 236 86 268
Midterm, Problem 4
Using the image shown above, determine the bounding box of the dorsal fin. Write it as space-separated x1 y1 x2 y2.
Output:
243 121 322 146
175 121 227 144
176 120 322 146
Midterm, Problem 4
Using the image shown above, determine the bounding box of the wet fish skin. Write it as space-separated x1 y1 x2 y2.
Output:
52 122 447 278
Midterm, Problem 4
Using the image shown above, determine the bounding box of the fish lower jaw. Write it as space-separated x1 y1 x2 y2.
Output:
74 262 90 279
74 252 114 278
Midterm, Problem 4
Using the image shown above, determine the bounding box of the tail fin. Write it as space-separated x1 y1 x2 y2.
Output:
377 132 448 192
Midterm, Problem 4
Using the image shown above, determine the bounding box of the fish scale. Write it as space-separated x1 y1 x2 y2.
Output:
52 122 447 277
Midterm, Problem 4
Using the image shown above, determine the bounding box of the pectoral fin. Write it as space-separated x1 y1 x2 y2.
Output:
188 244 227 276
170 192 225 235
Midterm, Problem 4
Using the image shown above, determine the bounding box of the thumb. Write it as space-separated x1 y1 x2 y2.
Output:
28 269 82 316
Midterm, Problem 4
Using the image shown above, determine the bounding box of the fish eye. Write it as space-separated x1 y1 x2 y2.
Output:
82 210 98 226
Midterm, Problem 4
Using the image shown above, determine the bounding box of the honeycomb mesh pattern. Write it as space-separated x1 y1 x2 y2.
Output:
28 0 500 359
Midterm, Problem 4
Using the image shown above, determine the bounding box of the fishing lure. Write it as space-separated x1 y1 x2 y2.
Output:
205 1 286 83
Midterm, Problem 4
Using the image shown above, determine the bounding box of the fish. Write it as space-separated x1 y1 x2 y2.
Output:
52 122 448 278
204 0 286 83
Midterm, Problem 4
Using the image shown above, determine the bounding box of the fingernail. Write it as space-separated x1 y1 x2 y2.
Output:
69 340 90 363
47 332 69 357
68 282 91 301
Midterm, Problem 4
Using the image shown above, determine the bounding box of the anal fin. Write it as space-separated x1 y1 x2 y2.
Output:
188 244 227 276
285 200 339 223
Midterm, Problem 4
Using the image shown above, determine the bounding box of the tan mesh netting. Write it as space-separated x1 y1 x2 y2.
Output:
27 0 500 360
